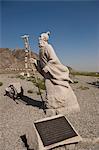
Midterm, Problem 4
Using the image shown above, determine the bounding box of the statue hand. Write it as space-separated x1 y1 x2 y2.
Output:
29 58 37 65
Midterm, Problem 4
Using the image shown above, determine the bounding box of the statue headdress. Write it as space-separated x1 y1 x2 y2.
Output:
39 31 51 41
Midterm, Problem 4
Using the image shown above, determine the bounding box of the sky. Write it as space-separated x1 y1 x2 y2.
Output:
0 0 99 72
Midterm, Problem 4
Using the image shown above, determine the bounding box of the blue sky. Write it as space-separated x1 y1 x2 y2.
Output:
1 0 99 71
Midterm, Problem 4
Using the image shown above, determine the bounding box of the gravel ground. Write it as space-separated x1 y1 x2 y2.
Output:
0 74 99 150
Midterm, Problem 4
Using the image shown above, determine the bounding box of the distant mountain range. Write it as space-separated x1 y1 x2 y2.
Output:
0 48 38 69
0 48 97 76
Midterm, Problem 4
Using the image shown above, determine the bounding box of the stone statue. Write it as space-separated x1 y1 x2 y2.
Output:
30 31 80 116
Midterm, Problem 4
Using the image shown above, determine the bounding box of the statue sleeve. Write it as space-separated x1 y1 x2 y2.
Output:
42 44 60 73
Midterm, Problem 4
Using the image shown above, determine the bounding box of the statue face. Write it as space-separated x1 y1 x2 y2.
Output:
38 39 44 48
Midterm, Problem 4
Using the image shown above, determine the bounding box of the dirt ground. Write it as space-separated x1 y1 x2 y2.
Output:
0 73 99 150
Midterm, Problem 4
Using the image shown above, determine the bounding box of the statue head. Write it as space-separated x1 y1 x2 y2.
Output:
39 31 51 42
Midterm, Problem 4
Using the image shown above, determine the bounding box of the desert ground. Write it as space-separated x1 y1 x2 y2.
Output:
0 73 99 150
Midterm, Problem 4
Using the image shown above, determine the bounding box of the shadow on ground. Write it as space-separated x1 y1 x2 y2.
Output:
21 95 43 109
87 81 99 88
20 135 29 150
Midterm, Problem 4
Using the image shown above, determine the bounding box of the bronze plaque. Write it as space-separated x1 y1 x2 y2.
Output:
34 116 77 147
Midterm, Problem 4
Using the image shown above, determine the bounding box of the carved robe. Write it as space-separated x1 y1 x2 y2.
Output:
37 40 80 115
